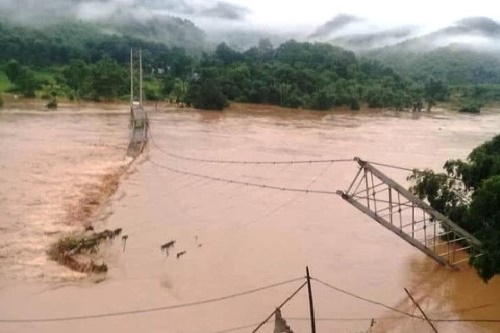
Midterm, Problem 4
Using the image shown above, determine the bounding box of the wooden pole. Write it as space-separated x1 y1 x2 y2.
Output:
306 267 316 333
404 288 438 333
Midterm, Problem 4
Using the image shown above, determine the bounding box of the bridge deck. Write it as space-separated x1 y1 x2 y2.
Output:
127 105 148 158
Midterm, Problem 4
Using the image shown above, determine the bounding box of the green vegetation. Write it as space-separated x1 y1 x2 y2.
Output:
0 70 12 92
409 135 500 282
0 20 495 110
372 46 500 109
459 101 482 113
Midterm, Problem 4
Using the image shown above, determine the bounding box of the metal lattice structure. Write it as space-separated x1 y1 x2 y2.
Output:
337 158 483 267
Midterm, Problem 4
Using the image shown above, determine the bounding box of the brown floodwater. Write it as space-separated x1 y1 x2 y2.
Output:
0 104 499 333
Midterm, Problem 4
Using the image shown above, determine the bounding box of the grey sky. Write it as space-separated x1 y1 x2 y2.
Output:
1 0 499 36
221 0 500 31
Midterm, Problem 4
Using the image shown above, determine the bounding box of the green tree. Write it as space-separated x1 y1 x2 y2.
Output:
309 89 334 110
170 79 188 104
215 43 242 65
63 59 91 98
17 68 38 98
424 77 449 111
5 59 23 84
467 176 500 280
89 58 127 101
187 78 228 110
408 134 500 282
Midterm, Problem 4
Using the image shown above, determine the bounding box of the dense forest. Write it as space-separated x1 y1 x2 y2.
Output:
0 20 498 113
370 45 500 111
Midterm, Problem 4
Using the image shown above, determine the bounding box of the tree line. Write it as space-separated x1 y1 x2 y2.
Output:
0 29 452 110
0 20 493 111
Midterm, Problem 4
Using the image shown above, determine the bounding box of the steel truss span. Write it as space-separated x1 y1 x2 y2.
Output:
337 158 482 267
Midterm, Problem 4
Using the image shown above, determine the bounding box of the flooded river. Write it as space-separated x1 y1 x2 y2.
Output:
0 104 499 333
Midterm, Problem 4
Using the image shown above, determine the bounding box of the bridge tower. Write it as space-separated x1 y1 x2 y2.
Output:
127 48 148 157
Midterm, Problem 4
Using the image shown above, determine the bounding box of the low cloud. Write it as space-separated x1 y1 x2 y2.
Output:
310 14 363 38
200 2 250 20
333 27 416 50
0 0 250 25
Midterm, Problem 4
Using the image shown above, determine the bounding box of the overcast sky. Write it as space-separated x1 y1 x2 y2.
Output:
1 0 499 35
220 0 500 30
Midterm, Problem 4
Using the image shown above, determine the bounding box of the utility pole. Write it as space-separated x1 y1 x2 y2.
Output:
130 48 133 105
139 49 143 106
306 267 316 333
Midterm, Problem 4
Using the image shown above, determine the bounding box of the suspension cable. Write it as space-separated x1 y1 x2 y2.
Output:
311 277 423 319
149 159 340 196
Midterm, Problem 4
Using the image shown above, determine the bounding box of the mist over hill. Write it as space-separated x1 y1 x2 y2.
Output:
2 0 500 54
2 1 500 87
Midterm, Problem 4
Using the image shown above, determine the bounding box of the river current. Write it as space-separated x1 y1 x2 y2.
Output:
0 103 499 333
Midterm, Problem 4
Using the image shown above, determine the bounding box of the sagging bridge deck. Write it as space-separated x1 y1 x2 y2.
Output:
126 104 148 158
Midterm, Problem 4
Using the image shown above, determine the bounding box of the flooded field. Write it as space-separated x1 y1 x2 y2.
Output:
0 104 499 333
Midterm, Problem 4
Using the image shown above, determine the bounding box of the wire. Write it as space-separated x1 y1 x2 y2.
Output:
432 318 500 323
207 314 500 333
366 160 464 183
149 159 340 196
0 277 305 323
286 316 500 323
166 152 354 165
311 277 423 319
365 161 416 173
208 322 267 333
150 123 465 185
149 126 353 165
252 281 308 333
243 161 334 226
312 278 500 324
287 316 404 322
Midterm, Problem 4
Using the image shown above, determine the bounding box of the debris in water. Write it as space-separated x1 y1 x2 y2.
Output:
48 228 123 274
122 235 128 252
160 240 176 256
176 251 186 259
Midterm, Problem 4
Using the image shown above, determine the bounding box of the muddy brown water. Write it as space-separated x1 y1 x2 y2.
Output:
0 104 499 333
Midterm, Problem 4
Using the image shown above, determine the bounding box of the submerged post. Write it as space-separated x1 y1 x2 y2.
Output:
306 267 316 333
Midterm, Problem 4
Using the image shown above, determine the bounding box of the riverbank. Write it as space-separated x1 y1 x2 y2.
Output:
2 93 499 115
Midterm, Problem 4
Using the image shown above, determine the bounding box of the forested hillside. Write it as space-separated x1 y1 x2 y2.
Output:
0 19 496 112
